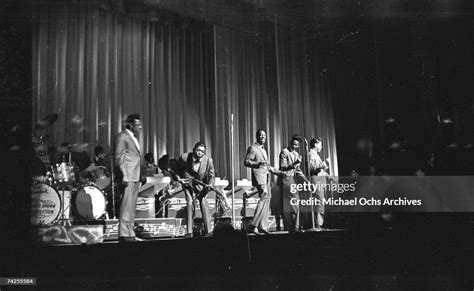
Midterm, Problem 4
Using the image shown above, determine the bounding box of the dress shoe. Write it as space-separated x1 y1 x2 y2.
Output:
118 236 138 243
204 232 213 238
315 226 324 232
185 233 193 238
134 237 144 241
250 227 263 235
258 228 273 235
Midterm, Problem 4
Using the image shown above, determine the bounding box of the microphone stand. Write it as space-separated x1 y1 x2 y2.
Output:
110 158 116 219
230 114 235 228
304 137 318 232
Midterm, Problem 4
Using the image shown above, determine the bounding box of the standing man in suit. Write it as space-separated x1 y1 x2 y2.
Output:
114 113 143 243
308 137 330 231
244 129 274 235
177 142 215 237
279 135 310 234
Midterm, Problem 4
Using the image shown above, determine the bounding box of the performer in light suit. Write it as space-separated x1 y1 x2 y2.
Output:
244 129 274 235
279 135 310 234
114 113 144 243
308 137 330 231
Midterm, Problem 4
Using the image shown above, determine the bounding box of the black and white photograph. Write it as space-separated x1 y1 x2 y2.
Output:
1 0 474 289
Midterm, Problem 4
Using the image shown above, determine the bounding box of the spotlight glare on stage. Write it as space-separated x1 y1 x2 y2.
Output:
447 143 458 149
441 117 453 124
389 141 401 149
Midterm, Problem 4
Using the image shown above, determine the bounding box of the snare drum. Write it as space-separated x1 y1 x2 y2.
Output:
31 183 61 225
52 162 76 186
90 166 111 190
73 185 106 220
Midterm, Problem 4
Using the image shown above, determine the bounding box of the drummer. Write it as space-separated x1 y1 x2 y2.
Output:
93 146 107 167
78 144 110 183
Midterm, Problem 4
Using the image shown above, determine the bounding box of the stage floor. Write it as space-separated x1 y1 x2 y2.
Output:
3 214 474 290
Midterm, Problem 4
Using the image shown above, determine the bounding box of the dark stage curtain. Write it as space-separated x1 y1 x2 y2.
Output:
212 23 339 180
32 5 214 163
213 25 281 180
32 5 338 180
274 19 339 176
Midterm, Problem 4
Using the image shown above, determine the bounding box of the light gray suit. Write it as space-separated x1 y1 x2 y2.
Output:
244 143 271 230
114 129 141 238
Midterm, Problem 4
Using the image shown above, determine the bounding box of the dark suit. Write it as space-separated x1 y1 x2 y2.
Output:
244 143 271 230
279 147 305 233
177 152 215 235
114 129 141 238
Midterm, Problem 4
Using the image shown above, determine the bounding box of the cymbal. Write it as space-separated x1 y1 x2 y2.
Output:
69 142 89 152
36 113 58 130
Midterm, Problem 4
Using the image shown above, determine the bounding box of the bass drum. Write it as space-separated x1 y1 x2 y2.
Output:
31 183 61 225
73 185 106 220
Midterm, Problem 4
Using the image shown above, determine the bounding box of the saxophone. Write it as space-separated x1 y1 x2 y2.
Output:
214 187 231 217
192 179 230 217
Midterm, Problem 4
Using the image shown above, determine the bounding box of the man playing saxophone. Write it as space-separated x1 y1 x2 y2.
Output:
176 142 216 237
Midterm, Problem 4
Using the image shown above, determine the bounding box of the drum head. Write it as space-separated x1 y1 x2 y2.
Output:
74 185 106 220
31 183 61 225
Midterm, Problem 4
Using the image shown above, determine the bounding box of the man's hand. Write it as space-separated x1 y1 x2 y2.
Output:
259 161 268 167
179 178 191 185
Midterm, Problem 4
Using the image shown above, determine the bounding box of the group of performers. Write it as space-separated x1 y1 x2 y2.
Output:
31 113 331 242
114 114 331 242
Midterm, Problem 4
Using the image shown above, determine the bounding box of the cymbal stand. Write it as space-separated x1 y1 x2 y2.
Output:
110 158 116 219
55 184 72 226
50 164 71 226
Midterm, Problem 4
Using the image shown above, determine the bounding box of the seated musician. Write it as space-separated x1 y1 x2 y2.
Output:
144 152 159 176
157 154 180 182
77 145 111 185
176 142 215 237
93 146 107 167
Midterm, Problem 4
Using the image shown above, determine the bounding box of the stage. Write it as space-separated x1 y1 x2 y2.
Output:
1 1 474 289
3 213 474 290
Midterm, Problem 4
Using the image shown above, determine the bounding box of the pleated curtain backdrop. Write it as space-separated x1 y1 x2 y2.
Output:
273 19 339 176
213 25 280 180
32 5 215 163
212 23 339 179
32 5 338 180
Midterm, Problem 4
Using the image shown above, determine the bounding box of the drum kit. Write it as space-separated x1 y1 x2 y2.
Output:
31 114 115 226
